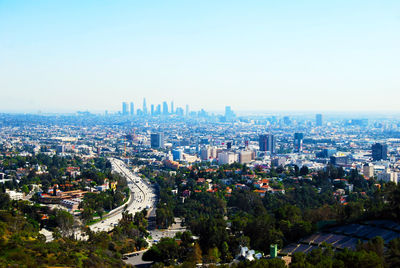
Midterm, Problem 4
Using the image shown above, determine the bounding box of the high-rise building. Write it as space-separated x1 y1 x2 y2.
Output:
294 132 304 152
151 104 154 116
185 105 189 117
377 169 398 183
155 104 161 115
218 151 238 165
122 102 128 116
317 148 337 158
143 98 148 115
224 106 235 121
259 134 276 153
239 151 254 164
226 141 232 150
330 155 350 166
363 163 374 179
372 143 388 161
130 102 134 116
150 133 164 149
162 101 169 115
172 149 183 161
200 146 211 160
171 101 174 114
316 114 323 126
259 134 268 152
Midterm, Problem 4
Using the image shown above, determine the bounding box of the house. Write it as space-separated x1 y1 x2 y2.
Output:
254 189 267 198
196 178 206 184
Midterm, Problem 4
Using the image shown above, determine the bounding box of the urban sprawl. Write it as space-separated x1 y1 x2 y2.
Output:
1 101 400 267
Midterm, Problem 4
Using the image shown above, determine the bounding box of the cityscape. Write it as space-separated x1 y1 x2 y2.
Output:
1 1 400 267
1 106 400 266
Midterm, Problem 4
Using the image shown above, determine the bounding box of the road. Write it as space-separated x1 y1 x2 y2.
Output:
124 217 187 266
24 184 40 201
89 158 157 233
88 158 185 266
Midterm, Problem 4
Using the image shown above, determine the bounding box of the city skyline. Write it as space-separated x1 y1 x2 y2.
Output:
1 1 400 266
1 1 400 113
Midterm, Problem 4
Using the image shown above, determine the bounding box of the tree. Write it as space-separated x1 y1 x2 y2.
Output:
143 237 180 264
81 207 94 223
55 210 74 237
387 238 400 267
358 236 384 260
204 247 221 264
189 242 202 264
96 207 104 220
156 207 174 229
0 192 11 210
299 166 309 176
21 185 30 195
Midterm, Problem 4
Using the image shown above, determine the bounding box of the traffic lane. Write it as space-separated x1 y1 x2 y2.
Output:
91 159 157 232
90 168 146 231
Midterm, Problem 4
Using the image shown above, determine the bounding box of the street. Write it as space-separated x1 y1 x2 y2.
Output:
89 158 157 233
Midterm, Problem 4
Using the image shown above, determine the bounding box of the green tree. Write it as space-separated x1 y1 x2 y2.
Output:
55 210 74 237
21 185 30 195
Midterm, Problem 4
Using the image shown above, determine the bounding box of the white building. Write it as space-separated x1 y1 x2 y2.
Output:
200 146 211 160
5 189 24 200
200 146 218 161
363 163 374 179
239 150 254 164
218 152 238 165
377 169 398 184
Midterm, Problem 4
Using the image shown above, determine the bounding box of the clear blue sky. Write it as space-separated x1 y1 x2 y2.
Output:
0 0 399 113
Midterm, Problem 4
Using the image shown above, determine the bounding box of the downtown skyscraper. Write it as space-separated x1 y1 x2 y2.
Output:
122 102 128 116
143 98 148 115
130 102 134 116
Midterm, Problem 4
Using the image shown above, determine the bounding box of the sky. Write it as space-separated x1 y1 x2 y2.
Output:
0 0 399 113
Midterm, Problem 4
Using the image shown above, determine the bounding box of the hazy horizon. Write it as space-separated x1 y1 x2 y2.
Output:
1 1 399 112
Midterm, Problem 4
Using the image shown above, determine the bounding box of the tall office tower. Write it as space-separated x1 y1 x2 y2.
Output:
200 146 211 160
122 102 128 116
130 102 134 116
372 143 388 161
225 106 235 121
151 104 154 116
143 98 148 115
150 133 164 149
163 101 169 115
171 101 174 114
185 105 189 117
259 134 276 153
293 132 304 152
226 141 232 150
316 114 323 126
156 104 161 115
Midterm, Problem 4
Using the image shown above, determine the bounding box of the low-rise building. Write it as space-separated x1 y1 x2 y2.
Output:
5 189 24 200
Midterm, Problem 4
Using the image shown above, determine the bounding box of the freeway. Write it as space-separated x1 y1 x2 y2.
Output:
89 158 157 233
